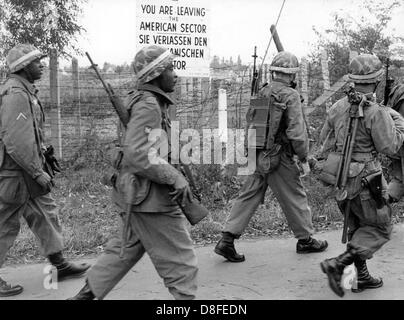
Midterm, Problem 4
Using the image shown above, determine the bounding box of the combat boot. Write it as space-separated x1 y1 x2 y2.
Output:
48 251 91 282
352 258 383 293
0 277 23 297
320 250 355 297
296 236 328 254
67 280 95 300
214 232 245 262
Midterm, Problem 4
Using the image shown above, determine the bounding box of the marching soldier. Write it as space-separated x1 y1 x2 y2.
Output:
69 45 198 300
386 82 404 203
319 54 404 297
214 51 328 263
0 44 90 297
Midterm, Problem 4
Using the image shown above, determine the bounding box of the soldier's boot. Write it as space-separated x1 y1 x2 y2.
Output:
0 277 23 297
352 258 383 293
296 236 328 254
67 280 95 300
320 250 355 297
48 251 91 282
214 232 245 262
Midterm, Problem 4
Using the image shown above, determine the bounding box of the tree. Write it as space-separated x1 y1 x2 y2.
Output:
0 0 87 65
237 55 242 66
308 0 404 103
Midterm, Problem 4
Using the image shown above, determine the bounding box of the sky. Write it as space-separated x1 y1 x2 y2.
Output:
72 0 404 68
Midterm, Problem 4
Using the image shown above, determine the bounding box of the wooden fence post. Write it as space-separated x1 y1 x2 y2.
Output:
72 57 81 141
321 50 332 111
218 88 228 143
49 49 62 158
300 57 309 110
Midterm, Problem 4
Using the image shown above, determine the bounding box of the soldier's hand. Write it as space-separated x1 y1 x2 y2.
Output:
170 175 193 206
35 172 52 189
300 160 311 177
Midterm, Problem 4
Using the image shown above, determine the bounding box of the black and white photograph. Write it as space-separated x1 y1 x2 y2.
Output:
1 0 404 311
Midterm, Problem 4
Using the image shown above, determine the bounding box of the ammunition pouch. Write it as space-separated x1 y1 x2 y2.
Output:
318 152 366 198
318 152 342 185
361 171 385 209
256 144 282 175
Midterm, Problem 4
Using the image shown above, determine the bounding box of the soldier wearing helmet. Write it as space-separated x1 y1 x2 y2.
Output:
319 54 404 297
70 45 198 300
214 51 328 263
0 44 90 297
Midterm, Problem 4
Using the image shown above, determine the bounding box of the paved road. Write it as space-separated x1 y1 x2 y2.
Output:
1 224 404 300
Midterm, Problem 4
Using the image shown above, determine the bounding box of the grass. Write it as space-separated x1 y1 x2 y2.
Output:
4 154 404 266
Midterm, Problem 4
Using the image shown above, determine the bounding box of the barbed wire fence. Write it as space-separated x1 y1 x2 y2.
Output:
1 51 403 169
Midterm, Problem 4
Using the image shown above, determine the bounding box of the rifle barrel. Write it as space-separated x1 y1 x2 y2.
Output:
85 52 111 93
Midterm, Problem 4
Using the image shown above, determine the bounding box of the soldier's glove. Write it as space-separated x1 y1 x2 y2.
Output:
44 145 62 174
169 175 193 207
35 172 53 189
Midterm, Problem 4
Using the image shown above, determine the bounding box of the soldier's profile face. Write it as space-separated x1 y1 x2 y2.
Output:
25 58 44 81
156 63 177 93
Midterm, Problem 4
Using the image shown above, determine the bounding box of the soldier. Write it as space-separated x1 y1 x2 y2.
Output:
386 82 404 203
0 44 90 297
319 54 404 297
69 45 198 300
214 51 328 263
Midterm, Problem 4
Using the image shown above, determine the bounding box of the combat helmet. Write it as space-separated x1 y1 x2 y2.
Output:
6 44 46 74
133 45 175 84
348 54 383 83
269 51 300 74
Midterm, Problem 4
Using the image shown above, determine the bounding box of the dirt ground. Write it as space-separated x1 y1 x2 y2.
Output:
1 224 403 300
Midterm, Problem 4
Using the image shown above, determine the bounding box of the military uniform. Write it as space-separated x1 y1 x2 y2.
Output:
71 45 198 300
386 84 404 201
224 79 314 239
320 54 404 297
320 94 404 258
0 44 89 297
0 74 64 266
215 51 327 263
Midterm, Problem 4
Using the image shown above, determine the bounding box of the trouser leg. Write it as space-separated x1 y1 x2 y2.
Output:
224 174 267 236
132 210 198 300
23 194 64 256
347 195 392 260
87 213 145 300
0 202 24 268
267 154 314 239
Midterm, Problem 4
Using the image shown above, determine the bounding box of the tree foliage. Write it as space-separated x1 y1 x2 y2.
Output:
310 0 403 71
307 0 404 104
0 0 86 65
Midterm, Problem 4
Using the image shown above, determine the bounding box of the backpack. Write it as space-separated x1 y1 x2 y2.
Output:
245 87 287 173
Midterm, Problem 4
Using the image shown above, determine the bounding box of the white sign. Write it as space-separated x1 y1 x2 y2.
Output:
136 0 210 78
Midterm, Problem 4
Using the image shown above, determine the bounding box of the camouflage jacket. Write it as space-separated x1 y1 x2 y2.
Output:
0 74 46 178
115 84 184 212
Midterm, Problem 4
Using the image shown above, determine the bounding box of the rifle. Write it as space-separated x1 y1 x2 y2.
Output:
85 52 208 226
251 46 259 96
335 87 365 243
